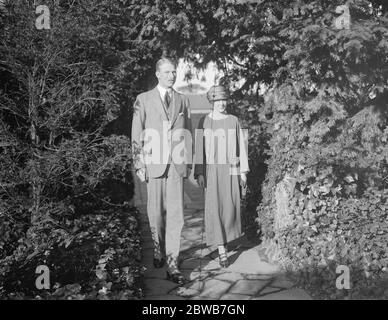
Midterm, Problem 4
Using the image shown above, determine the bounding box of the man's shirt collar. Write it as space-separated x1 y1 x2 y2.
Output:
157 84 172 100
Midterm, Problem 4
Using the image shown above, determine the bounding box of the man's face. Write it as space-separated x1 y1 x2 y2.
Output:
156 62 176 88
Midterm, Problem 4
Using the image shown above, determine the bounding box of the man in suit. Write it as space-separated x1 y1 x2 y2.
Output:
131 58 192 284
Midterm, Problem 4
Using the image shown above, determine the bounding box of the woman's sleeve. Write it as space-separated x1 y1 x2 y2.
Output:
237 118 250 173
194 116 206 178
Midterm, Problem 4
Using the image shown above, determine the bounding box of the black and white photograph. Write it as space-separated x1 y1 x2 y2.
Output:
0 0 387 308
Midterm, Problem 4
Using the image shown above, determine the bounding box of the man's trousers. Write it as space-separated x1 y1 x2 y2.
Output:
146 164 184 271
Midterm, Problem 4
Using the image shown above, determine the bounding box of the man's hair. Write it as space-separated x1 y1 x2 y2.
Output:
156 58 177 72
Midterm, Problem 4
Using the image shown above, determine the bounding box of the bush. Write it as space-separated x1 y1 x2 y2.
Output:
0 207 143 300
256 1 388 299
0 1 152 299
273 189 388 299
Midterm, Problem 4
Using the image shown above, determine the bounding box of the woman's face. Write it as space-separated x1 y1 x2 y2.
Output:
213 99 227 113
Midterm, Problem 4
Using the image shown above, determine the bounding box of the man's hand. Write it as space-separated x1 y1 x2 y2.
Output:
197 175 205 189
136 168 147 182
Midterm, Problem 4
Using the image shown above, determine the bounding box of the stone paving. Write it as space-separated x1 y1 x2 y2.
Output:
133 172 312 300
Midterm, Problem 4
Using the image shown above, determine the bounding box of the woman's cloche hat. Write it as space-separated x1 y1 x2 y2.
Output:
207 85 229 102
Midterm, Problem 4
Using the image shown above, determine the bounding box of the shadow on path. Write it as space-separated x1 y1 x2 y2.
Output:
136 172 312 300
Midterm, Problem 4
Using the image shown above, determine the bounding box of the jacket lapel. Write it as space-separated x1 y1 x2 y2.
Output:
170 90 182 127
150 87 169 121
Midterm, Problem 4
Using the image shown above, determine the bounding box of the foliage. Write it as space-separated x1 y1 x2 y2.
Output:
0 0 152 298
255 0 388 299
0 207 143 300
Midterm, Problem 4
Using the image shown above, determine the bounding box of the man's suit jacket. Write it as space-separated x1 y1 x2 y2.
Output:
131 87 193 179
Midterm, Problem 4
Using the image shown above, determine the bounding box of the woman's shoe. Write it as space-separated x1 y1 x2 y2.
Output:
219 252 229 268
166 270 186 285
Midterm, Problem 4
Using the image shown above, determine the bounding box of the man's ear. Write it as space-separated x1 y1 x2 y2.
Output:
155 71 160 79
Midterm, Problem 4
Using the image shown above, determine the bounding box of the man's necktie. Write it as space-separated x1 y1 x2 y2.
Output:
164 91 171 110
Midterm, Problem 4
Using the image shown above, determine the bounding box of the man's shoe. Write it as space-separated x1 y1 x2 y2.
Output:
153 257 165 268
166 271 186 285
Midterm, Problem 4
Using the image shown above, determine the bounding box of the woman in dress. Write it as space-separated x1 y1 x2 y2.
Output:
194 85 249 268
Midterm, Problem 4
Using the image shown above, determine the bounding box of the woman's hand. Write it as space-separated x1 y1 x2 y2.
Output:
136 168 147 183
240 173 247 188
197 175 205 189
